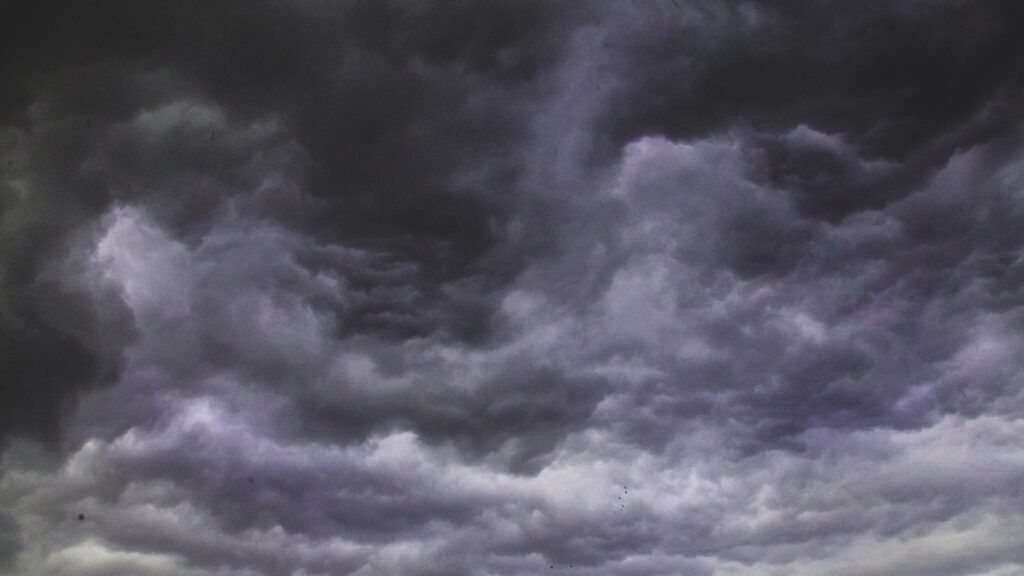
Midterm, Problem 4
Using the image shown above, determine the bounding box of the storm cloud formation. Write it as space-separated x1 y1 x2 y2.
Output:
2 1 1024 574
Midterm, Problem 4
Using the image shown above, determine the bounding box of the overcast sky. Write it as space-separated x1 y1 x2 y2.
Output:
3 1 1024 575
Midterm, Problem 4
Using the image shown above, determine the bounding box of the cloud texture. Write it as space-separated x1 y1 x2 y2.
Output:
3 1 1024 574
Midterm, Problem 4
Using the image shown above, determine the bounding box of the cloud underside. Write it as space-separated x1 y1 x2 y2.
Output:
2 1 1024 575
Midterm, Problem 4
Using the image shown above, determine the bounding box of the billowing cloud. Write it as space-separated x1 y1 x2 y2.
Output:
3 1 1024 575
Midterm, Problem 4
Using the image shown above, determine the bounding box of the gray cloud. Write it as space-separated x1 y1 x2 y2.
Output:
3 1 1024 575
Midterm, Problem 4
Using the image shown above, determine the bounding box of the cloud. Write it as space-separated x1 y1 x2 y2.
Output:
3 1 1024 575
5 404 1024 575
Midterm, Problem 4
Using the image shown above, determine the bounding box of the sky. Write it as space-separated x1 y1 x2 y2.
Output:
2 1 1024 575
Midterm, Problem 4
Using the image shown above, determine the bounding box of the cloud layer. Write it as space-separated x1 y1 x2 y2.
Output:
3 1 1024 574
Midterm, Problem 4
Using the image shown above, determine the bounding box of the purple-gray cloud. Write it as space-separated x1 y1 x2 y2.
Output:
3 1 1024 575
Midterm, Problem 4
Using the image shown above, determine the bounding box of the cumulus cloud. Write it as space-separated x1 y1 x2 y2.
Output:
3 1 1024 575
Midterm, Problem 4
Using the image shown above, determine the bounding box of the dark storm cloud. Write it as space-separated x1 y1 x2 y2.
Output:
3 0 568 257
0 97 136 444
597 0 1024 217
567 131 1024 455
0 0 572 446
3 1 1024 575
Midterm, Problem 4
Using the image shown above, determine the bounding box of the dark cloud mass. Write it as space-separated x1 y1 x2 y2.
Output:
3 1 1024 575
